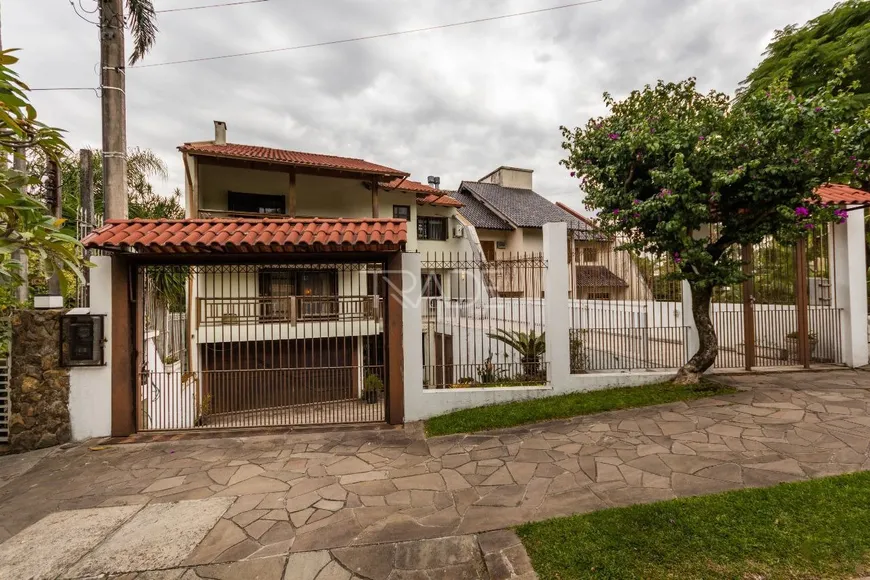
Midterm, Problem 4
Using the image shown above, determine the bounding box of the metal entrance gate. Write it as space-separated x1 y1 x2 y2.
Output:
713 231 843 370
136 262 387 431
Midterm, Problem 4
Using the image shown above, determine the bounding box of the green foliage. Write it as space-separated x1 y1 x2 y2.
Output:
569 329 588 374
740 0 870 108
54 147 183 228
518 471 870 579
364 374 384 393
561 69 868 292
0 49 85 292
476 354 508 384
126 0 158 65
487 328 547 379
425 380 734 436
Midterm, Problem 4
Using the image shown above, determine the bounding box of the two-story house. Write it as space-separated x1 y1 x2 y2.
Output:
142 122 471 427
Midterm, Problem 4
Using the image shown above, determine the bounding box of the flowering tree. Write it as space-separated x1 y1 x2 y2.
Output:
561 69 869 383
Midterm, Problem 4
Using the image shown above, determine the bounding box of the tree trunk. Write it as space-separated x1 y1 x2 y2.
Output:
675 283 717 385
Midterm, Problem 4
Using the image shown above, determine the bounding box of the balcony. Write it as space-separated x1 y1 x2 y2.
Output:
197 295 383 328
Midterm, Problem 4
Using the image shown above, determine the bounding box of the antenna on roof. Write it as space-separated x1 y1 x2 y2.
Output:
427 176 441 190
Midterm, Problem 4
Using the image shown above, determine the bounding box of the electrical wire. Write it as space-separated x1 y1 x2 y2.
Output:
156 0 270 13
135 0 605 68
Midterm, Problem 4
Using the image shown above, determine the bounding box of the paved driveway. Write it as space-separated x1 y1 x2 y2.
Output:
0 370 868 578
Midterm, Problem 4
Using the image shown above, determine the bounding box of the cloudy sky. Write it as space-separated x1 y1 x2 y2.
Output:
6 0 836 212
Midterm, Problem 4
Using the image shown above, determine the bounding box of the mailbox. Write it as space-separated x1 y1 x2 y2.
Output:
60 309 105 367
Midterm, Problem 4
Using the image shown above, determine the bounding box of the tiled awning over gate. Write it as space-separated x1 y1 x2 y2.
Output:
82 218 407 254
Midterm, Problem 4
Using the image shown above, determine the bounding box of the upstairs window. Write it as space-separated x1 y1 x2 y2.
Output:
228 191 285 215
582 247 599 263
418 217 448 241
393 205 411 221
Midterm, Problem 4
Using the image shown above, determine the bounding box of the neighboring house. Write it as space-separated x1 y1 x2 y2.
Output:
450 166 650 300
556 202 653 302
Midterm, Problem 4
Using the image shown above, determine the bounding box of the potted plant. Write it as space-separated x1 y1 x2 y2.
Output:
363 374 383 404
783 331 818 361
486 329 546 380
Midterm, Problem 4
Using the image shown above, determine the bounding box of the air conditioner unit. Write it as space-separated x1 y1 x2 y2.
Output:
453 225 465 238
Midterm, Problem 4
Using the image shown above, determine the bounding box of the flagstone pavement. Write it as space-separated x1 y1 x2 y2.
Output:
1 370 870 578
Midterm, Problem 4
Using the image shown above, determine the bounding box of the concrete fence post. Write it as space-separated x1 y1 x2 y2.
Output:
401 252 424 421
69 255 113 440
833 208 868 367
543 222 570 390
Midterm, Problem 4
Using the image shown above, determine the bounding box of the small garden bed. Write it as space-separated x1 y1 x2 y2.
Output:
424 380 735 437
517 471 870 580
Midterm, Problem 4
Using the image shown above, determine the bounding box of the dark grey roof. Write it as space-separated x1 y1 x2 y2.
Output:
457 181 598 239
576 265 628 288
449 189 513 230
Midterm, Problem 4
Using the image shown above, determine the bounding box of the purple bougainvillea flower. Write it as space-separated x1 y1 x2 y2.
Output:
794 207 810 217
570 171 576 177
633 213 640 218
834 128 842 135
814 107 823 113
698 136 705 141
612 209 620 215
633 199 641 205
608 133 621 140
804 223 815 230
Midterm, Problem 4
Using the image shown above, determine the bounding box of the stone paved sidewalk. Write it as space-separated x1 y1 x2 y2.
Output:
0 370 869 578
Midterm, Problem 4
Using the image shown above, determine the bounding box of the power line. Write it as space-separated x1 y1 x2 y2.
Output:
156 0 269 14
30 87 96 92
135 0 606 68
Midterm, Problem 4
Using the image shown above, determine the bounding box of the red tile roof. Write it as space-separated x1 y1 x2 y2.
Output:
417 193 464 208
383 179 463 207
575 265 628 288
817 184 870 206
83 218 406 254
385 178 437 193
179 142 409 178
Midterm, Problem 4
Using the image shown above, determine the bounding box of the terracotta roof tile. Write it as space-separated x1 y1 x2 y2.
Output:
817 184 870 206
83 218 406 254
179 142 408 178
383 179 463 207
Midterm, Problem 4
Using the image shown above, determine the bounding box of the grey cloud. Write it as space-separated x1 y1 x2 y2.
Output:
6 0 837 213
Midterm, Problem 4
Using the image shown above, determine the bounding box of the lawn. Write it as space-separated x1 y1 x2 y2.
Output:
424 381 735 437
517 471 870 580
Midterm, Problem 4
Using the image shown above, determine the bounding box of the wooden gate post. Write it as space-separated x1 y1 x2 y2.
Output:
111 254 136 436
741 245 756 371
385 252 404 425
794 238 811 368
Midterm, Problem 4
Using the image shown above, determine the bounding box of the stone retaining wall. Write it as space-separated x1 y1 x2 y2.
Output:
9 310 71 452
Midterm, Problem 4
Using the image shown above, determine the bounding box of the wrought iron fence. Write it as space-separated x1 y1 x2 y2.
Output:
420 252 548 389
567 230 686 372
74 208 103 309
713 228 842 369
137 262 387 431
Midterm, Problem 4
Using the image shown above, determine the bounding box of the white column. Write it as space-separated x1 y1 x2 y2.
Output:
401 253 425 420
543 222 570 389
68 256 113 440
681 280 699 361
833 207 868 367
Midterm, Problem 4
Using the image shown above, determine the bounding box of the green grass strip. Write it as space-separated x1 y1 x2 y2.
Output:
517 471 870 580
424 381 735 437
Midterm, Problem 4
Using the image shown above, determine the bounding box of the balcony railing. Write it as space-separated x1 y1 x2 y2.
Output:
197 295 383 327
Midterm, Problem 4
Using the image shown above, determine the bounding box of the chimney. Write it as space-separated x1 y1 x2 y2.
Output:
214 120 227 145
427 176 441 190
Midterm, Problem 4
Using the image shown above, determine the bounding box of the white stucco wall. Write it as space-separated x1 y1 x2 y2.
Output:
68 256 112 441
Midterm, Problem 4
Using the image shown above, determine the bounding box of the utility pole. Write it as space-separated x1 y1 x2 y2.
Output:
100 0 128 219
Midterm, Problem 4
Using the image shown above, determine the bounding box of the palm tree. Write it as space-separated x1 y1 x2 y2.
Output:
126 0 158 65
486 329 546 378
